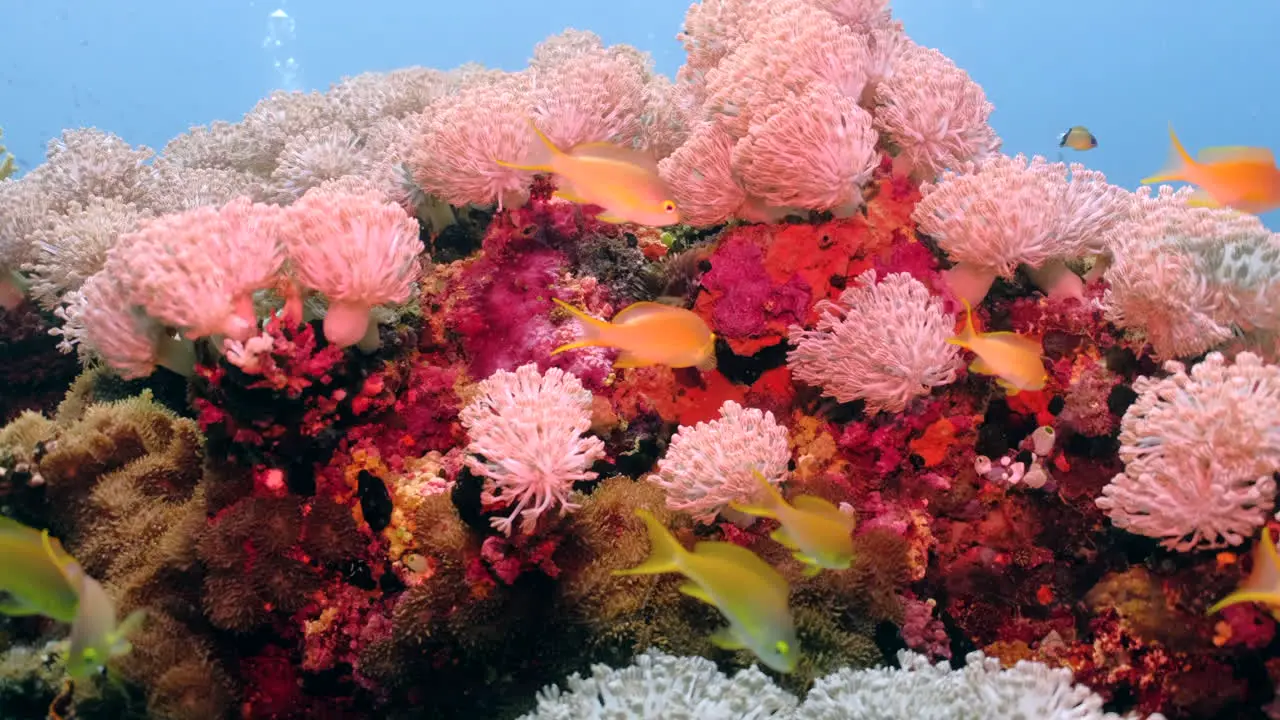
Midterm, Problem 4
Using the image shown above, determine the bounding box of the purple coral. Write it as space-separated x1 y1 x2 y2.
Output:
1096 352 1280 551
460 363 606 535
787 269 960 414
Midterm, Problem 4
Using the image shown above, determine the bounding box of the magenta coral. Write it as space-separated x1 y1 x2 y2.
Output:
788 269 960 414
900 596 952 660
107 196 283 341
459 363 606 535
1096 352 1280 551
731 83 879 215
874 41 1001 183
648 399 790 524
279 185 424 348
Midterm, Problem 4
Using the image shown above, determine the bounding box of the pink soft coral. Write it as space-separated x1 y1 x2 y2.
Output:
874 40 1001 183
788 269 960 414
409 75 535 209
913 154 1129 303
278 185 424 348
106 196 283 341
459 363 606 535
731 82 878 215
648 399 791 524
702 2 870 139
1097 352 1280 551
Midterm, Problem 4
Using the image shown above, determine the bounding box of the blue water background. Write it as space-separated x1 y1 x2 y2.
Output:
2 0 1276 227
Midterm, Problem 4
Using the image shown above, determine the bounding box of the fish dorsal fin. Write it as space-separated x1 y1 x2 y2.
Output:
769 526 799 550
569 141 660 173
612 301 676 326
1197 145 1277 166
692 541 787 596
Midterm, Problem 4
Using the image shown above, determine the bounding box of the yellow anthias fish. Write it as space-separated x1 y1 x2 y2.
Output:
551 298 717 370
1058 126 1098 151
946 299 1048 395
0 516 145 679
1208 526 1280 618
496 122 681 227
729 470 857 578
1142 123 1280 215
0 516 81 622
615 509 799 673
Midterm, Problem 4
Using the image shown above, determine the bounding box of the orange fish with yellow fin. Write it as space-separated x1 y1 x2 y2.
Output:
497 123 681 227
1142 124 1280 215
551 298 716 370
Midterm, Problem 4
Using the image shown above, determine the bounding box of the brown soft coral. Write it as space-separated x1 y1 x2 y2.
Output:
0 393 234 719
554 477 722 661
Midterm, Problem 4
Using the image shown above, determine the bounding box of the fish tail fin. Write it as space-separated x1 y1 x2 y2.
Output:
728 469 784 518
1142 123 1195 184
614 509 684 576
493 120 562 173
550 298 612 355
945 298 977 348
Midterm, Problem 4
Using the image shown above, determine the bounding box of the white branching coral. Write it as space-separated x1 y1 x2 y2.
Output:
647 400 791 524
787 270 960 414
22 197 152 311
517 648 797 720
796 650 1164 720
519 649 1161 720
1103 184 1279 360
460 363 606 536
1096 352 1280 551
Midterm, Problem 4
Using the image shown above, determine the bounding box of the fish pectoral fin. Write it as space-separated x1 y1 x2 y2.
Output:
997 378 1022 395
553 189 588 203
968 356 995 375
678 582 717 606
769 527 800 550
797 559 823 578
709 626 746 651
612 350 650 369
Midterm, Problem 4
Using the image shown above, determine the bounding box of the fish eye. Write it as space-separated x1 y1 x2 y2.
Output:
775 640 790 655
662 200 677 213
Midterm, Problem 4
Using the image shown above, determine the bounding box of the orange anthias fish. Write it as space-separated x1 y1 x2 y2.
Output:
551 298 716 370
496 122 681 227
1141 124 1280 215
946 299 1048 395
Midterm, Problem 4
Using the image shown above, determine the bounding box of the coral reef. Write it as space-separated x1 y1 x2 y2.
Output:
0 0 1278 718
